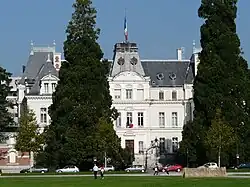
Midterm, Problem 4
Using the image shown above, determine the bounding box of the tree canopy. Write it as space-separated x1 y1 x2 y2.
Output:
180 0 250 166
39 0 121 170
0 67 13 142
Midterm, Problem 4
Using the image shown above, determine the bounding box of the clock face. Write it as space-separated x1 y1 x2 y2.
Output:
130 57 138 65
117 57 125 65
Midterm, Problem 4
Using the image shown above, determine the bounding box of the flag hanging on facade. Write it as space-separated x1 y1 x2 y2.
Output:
124 16 128 42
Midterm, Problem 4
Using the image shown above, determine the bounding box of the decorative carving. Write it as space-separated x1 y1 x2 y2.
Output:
169 72 177 80
130 57 138 65
156 73 164 80
117 57 125 65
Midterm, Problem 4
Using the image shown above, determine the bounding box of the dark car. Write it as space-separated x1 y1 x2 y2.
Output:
20 166 49 173
237 163 250 169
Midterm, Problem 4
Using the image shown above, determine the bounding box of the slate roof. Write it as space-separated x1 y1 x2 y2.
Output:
20 51 58 95
141 60 194 87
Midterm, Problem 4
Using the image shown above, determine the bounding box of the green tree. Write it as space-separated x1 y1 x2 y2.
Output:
15 107 45 167
205 109 235 167
180 0 249 165
40 0 119 169
0 67 13 142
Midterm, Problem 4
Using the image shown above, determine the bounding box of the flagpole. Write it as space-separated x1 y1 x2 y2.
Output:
124 8 128 43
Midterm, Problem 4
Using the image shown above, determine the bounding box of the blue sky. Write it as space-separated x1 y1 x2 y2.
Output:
0 0 249 76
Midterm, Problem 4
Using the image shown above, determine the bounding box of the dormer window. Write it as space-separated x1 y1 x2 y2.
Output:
44 83 49 93
52 83 57 92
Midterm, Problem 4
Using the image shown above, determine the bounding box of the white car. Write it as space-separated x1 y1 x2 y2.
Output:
199 162 218 169
56 165 79 173
125 165 145 172
99 165 115 172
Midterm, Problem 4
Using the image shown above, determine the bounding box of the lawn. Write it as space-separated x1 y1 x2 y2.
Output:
0 176 249 187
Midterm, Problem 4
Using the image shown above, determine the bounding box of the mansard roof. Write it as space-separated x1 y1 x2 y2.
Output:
20 47 59 95
141 60 194 87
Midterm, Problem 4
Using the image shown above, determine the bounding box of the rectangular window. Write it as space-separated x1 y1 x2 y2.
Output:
159 112 165 128
52 83 56 92
44 83 49 93
126 112 133 128
137 112 144 127
139 141 144 154
159 138 165 155
137 89 144 100
159 91 164 100
40 108 47 123
172 91 177 100
125 140 134 155
126 89 133 99
116 112 121 127
172 137 179 152
114 89 121 99
172 112 178 127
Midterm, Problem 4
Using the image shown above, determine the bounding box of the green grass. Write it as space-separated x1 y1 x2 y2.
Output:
0 176 249 187
227 169 250 172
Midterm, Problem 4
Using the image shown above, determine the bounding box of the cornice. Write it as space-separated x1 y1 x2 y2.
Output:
25 95 52 100
112 100 190 105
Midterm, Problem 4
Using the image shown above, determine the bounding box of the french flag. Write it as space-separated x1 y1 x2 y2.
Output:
124 16 128 42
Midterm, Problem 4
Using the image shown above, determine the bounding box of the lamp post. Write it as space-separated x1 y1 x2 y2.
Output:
186 148 189 168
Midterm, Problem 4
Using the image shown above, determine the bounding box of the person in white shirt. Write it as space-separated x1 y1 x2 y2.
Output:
93 164 99 179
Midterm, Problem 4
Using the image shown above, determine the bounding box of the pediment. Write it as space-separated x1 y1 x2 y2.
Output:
41 74 59 81
113 71 145 81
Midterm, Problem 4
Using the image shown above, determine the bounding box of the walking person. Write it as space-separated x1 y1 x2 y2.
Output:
154 165 158 175
93 164 99 179
100 165 105 179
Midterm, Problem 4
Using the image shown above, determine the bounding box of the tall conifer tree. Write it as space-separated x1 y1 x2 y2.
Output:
41 0 119 169
180 0 250 165
0 67 13 141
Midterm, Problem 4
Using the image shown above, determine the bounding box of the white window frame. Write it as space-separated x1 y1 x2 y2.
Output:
172 91 177 100
172 112 178 127
114 89 121 99
137 112 144 127
44 83 49 93
139 141 144 154
116 112 121 127
52 83 56 92
126 112 133 128
40 108 47 124
126 89 133 99
159 112 165 128
159 91 164 100
172 137 179 152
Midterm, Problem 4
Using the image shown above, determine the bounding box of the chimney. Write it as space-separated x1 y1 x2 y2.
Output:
177 48 182 61
22 65 26 73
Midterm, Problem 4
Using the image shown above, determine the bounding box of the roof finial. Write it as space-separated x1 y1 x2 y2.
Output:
30 40 34 55
53 40 56 46
47 53 51 63
192 40 196 53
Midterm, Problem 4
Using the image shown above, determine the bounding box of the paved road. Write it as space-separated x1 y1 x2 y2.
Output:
0 172 249 178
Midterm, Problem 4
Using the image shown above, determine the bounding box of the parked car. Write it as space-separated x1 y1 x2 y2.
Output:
56 165 79 173
100 165 115 172
236 163 250 169
198 162 218 169
125 165 145 172
165 164 183 172
20 166 48 173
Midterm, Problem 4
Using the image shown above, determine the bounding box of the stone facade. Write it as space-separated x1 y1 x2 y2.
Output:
1 40 201 171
